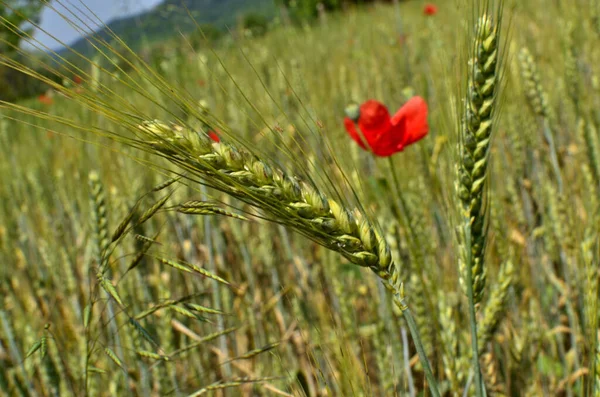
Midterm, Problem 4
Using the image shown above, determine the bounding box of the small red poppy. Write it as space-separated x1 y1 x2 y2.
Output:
73 75 83 84
38 94 53 106
424 4 438 16
343 97 429 157
208 130 220 142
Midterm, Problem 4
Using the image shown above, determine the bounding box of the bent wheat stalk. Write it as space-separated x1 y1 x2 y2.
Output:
138 120 392 271
137 119 440 395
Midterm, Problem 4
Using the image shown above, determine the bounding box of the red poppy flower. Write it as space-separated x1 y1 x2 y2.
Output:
343 97 429 157
38 94 53 106
73 75 83 84
424 4 438 16
208 130 220 142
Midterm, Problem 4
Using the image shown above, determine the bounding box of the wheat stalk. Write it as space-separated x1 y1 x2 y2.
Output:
136 119 441 394
518 46 564 191
456 12 503 397
456 14 500 306
138 120 394 273
518 47 550 120
478 260 514 351
89 171 110 272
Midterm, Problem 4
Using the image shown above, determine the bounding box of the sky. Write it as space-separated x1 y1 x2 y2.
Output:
31 0 163 50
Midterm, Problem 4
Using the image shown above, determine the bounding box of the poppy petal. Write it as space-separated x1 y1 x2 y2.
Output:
367 121 408 156
208 130 220 142
344 118 368 149
391 96 429 147
424 4 438 15
357 100 392 142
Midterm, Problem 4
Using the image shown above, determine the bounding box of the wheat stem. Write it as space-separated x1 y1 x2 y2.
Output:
464 224 483 397
395 294 440 397
456 12 502 396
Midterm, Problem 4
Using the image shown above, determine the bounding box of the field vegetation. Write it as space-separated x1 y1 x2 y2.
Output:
1 0 600 396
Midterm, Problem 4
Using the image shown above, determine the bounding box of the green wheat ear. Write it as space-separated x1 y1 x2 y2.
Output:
478 260 515 350
456 14 500 305
89 171 110 272
137 120 394 275
134 118 444 390
518 47 550 120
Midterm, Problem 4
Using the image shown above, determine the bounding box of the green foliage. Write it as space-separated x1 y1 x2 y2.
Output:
188 24 224 50
276 0 395 22
0 0 44 101
241 12 270 37
0 0 43 54
278 0 342 21
1 0 600 395
0 57 51 101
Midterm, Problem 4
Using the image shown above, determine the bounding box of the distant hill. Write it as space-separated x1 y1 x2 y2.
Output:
62 0 276 56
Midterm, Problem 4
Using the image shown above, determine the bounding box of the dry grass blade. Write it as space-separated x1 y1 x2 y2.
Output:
183 303 224 316
98 275 124 306
110 201 140 243
135 300 179 320
136 350 170 361
137 191 173 225
152 175 182 192
104 347 125 371
220 341 281 365
24 340 42 360
186 377 283 397
177 200 249 220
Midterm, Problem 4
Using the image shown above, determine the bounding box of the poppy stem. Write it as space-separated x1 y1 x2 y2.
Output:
387 156 438 331
387 157 415 234
387 157 407 218
395 295 441 397
387 157 440 396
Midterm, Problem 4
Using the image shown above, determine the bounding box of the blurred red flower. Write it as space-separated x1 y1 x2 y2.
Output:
424 4 438 16
343 97 429 157
208 130 220 142
73 75 83 84
38 94 53 106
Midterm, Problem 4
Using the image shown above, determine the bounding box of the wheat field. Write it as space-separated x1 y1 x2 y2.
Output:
1 0 600 395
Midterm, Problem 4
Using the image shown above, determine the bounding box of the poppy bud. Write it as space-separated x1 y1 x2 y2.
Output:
344 103 360 122
402 87 415 100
